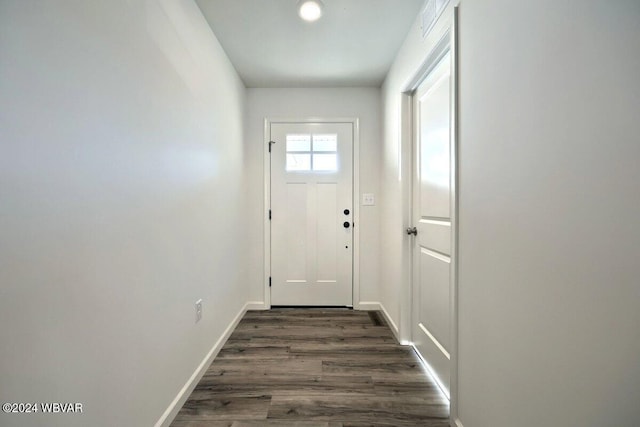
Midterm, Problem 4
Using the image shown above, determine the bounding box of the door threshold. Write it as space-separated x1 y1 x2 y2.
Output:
270 305 353 310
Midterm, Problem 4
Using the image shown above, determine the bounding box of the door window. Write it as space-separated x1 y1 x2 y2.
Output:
286 134 338 172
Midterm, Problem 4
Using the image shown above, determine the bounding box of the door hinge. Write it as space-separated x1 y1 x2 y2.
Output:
269 276 272 287
268 140 276 153
269 209 272 220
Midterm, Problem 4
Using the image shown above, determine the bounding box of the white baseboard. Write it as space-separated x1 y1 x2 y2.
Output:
377 301 400 342
154 302 249 427
355 301 382 311
245 301 268 310
356 301 400 343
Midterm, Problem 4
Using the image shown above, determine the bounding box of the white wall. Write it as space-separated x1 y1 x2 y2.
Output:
0 1 248 426
245 88 381 306
456 1 640 426
382 0 640 426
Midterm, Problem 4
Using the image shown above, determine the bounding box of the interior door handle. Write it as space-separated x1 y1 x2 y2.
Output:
406 227 417 236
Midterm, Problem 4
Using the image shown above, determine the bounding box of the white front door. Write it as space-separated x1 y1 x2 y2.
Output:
270 122 353 306
411 51 453 396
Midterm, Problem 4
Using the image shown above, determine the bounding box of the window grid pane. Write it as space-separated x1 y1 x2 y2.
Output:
313 153 338 171
312 134 338 152
286 153 311 171
286 134 311 152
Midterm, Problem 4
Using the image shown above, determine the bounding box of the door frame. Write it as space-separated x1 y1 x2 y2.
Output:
398 6 460 425
263 117 361 308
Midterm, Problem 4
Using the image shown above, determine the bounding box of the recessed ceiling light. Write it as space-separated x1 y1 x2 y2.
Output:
298 0 323 22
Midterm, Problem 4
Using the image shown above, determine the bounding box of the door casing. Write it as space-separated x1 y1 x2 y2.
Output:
398 6 460 425
411 50 453 397
263 117 360 308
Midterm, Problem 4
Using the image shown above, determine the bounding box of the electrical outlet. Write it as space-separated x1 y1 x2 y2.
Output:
195 299 203 323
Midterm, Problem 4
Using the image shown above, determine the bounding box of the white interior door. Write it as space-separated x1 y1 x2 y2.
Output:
411 52 453 396
270 122 353 306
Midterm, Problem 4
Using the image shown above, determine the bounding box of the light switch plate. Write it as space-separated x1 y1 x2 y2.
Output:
362 193 375 206
195 299 203 323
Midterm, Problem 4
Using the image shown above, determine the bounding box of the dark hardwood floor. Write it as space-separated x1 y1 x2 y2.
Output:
171 308 449 427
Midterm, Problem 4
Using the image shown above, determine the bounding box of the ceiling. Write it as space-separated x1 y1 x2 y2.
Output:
195 0 425 88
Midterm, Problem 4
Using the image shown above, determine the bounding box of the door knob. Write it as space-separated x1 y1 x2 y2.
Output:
344 222 351 228
406 227 417 236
